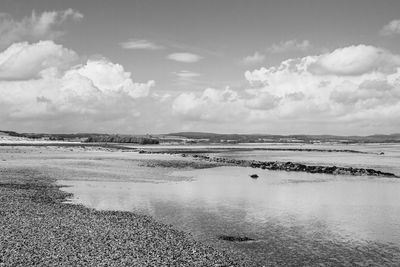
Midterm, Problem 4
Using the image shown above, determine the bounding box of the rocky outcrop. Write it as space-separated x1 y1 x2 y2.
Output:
136 150 398 178
185 154 399 178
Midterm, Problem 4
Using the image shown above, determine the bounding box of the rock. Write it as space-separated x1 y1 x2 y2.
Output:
218 235 254 242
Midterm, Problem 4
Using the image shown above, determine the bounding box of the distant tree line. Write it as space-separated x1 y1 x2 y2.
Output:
0 130 160 144
169 132 400 143
85 135 160 144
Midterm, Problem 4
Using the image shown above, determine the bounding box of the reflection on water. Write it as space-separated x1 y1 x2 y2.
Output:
60 167 400 243
60 164 400 265
51 144 400 265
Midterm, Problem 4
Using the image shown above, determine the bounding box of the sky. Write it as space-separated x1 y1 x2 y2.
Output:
1 0 400 135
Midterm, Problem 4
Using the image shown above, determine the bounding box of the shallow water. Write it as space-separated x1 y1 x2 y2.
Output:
60 168 400 243
56 144 400 265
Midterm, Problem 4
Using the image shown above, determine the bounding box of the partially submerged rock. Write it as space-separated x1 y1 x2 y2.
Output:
218 235 254 242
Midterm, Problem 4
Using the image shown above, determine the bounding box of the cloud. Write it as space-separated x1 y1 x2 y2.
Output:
2 39 400 134
0 41 156 132
242 52 265 65
167 52 202 63
380 19 400 36
330 79 400 107
0 9 83 46
308 45 400 76
0 40 78 80
67 59 154 98
268 39 311 53
171 70 202 87
244 92 280 110
173 44 400 134
120 39 164 50
173 70 201 79
61 9 84 21
172 88 246 122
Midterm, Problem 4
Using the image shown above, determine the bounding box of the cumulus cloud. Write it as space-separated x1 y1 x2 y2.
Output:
268 39 311 53
330 79 400 107
244 92 280 110
242 52 265 65
66 59 154 98
0 41 155 132
173 44 400 134
0 9 83 46
120 39 164 50
167 52 202 63
380 19 400 36
0 40 78 80
308 45 400 76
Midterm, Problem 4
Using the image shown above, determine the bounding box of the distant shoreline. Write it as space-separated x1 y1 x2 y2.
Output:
0 141 385 154
2 130 400 145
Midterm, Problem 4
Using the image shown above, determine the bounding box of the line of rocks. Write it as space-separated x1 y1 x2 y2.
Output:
242 148 371 154
186 154 398 178
138 150 397 177
137 147 373 154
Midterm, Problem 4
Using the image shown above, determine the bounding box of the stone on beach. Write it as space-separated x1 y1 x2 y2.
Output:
218 235 255 242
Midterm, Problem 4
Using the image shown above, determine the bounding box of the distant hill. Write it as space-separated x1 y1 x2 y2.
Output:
167 132 400 144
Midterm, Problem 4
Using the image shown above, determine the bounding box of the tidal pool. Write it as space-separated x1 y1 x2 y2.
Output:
59 163 400 265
